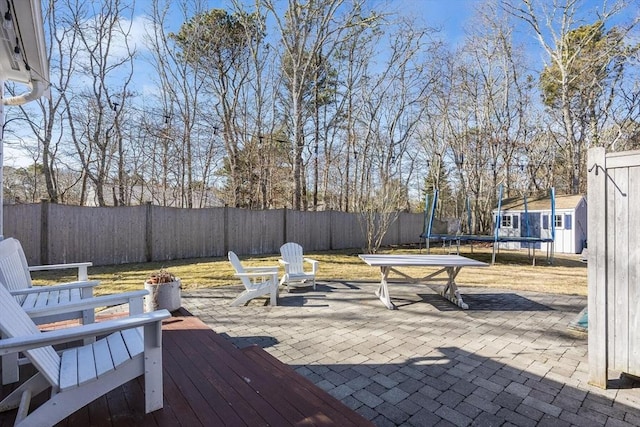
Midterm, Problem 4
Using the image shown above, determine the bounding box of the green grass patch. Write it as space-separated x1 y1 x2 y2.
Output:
30 245 587 297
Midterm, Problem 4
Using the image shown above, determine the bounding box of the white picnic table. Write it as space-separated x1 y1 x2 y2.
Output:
358 254 489 310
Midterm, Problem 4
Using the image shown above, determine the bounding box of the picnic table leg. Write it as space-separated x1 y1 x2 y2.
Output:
439 267 469 309
374 266 395 310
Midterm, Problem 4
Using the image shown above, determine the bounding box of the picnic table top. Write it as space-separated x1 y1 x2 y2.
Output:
358 254 489 268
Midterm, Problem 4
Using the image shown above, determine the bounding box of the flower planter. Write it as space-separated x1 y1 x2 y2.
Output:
144 278 181 312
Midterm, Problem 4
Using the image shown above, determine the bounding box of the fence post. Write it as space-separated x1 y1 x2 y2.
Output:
329 209 333 250
145 202 153 262
223 205 229 254
587 147 608 388
283 207 287 244
40 199 49 265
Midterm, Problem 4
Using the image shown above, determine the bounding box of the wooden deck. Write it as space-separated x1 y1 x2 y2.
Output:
1 310 373 426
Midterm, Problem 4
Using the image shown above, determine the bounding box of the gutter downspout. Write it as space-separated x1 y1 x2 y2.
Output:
2 80 47 106
0 79 47 240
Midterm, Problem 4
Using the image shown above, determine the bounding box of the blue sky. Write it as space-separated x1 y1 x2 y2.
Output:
128 0 628 62
389 0 474 42
133 0 476 44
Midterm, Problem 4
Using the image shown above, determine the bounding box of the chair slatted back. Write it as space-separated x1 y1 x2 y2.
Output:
228 251 251 289
0 238 34 304
0 237 33 291
280 242 304 274
0 283 61 387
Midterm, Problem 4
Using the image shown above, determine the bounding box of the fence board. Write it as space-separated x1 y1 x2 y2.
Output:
227 208 284 255
398 212 421 244
380 214 397 246
149 206 227 261
588 147 608 388
48 204 148 265
629 166 640 374
3 204 41 264
606 150 640 168
610 167 629 372
329 211 363 250
285 210 331 251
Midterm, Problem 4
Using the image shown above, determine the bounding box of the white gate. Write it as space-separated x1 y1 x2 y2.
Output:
587 147 640 388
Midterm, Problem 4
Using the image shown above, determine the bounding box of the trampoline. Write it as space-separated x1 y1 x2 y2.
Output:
420 185 556 265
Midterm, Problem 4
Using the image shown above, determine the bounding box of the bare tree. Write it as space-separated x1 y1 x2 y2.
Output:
6 0 85 203
263 0 378 210
144 0 216 207
453 0 537 229
504 0 640 194
58 0 137 206
353 18 435 252
169 5 264 208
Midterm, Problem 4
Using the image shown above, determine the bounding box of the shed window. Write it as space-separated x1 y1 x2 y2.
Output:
501 214 517 229
554 214 564 229
564 214 572 230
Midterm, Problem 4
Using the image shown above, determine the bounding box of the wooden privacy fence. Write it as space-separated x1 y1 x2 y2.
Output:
587 147 640 388
3 201 423 267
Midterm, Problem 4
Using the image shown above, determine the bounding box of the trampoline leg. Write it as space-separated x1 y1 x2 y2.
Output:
532 247 536 266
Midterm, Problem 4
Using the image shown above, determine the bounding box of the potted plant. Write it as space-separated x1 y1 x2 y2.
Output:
144 268 181 312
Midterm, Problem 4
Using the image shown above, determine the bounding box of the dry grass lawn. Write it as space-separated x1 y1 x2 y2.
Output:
31 244 587 297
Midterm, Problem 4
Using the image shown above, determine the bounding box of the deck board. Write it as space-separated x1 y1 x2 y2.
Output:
162 327 249 425
0 311 373 426
182 326 308 425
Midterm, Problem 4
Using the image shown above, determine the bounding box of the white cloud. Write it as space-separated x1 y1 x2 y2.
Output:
121 15 154 56
54 13 152 73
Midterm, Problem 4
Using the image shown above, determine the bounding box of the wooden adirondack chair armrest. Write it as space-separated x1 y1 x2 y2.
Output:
28 262 92 271
29 262 93 281
244 266 279 273
9 280 100 295
0 310 171 356
278 259 290 272
234 271 277 279
22 290 149 319
304 258 319 273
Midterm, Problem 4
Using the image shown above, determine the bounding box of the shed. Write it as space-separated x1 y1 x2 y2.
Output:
493 194 587 254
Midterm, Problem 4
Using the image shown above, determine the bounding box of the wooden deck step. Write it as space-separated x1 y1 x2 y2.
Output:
0 312 373 426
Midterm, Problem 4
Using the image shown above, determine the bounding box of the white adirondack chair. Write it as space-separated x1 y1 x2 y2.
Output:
0 238 100 324
228 251 279 307
278 242 318 292
0 237 148 385
0 283 170 427
2 289 150 384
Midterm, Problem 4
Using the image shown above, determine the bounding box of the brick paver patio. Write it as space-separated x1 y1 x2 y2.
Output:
183 281 640 426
